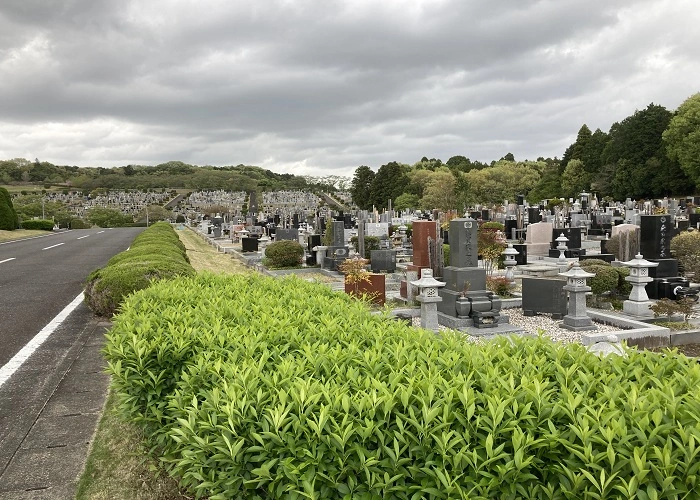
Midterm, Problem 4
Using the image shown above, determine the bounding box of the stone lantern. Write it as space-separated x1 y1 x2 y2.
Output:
621 253 659 318
410 268 446 331
555 233 569 263
558 262 597 331
502 244 519 283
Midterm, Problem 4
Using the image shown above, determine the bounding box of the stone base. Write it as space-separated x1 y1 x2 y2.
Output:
437 311 513 331
559 316 598 332
622 300 654 318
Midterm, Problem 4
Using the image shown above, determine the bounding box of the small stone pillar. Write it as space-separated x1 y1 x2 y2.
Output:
558 262 597 331
502 244 519 283
621 253 659 318
411 268 446 332
555 233 569 263
313 245 328 269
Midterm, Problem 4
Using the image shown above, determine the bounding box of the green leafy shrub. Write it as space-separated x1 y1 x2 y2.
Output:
0 187 18 230
671 231 700 278
583 264 619 297
350 235 380 259
443 243 450 266
20 219 54 230
70 218 91 229
104 272 700 499
84 222 193 317
486 275 513 297
264 240 304 268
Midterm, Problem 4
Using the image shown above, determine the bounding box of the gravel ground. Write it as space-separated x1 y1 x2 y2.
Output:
413 308 628 345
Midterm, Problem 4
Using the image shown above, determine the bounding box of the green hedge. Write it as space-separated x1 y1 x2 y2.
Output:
20 219 55 230
69 218 91 229
104 272 700 499
84 222 194 317
0 186 18 230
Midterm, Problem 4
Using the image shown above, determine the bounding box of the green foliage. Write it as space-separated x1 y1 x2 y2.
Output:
70 218 91 229
87 207 134 228
0 186 18 230
443 243 450 266
369 161 410 210
349 166 375 210
649 298 696 321
350 235 381 259
264 240 304 268
581 259 620 297
104 272 700 499
663 92 700 190
486 276 513 297
393 192 420 211
20 219 54 230
84 222 194 317
670 231 700 278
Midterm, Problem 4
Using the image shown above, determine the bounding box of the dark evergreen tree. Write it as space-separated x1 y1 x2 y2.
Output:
349 166 375 210
369 161 409 210
0 187 18 230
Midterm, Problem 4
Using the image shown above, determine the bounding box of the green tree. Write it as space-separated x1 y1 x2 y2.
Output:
394 193 420 211
560 159 588 198
369 161 409 210
420 168 458 211
349 166 375 210
86 207 133 228
663 92 700 190
137 205 173 224
0 187 18 230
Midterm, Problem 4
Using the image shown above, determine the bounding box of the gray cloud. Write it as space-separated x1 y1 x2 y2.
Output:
0 0 698 177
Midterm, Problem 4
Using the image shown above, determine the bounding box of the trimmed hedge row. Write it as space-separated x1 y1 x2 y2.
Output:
20 219 55 230
105 272 700 499
84 222 194 317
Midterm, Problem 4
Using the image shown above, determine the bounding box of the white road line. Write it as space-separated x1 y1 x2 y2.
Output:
0 258 16 264
97 231 105 234
76 235 89 240
42 243 65 250
0 292 84 389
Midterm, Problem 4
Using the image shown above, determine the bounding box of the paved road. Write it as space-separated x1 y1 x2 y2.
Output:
0 227 143 366
0 227 144 497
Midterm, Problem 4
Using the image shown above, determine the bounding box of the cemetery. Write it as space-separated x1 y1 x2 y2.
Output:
183 190 700 352
100 205 700 498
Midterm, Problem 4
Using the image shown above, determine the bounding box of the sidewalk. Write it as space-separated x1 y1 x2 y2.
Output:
0 305 111 500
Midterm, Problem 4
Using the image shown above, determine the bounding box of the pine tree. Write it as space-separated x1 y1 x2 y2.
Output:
0 187 18 230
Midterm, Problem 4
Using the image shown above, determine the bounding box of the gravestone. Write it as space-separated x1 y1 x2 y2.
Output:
241 237 259 252
640 215 673 260
527 207 540 224
275 228 299 241
525 222 553 256
410 220 438 269
365 222 389 237
550 227 581 251
370 249 397 273
437 218 502 326
522 278 568 319
331 220 345 247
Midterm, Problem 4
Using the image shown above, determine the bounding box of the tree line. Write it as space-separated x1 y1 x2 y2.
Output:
0 160 343 194
350 93 700 210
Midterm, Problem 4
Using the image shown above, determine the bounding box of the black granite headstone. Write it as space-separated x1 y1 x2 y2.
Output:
307 234 321 252
241 237 258 252
689 213 700 230
512 243 527 265
522 278 568 319
640 215 673 260
504 219 518 240
527 207 540 224
550 227 581 250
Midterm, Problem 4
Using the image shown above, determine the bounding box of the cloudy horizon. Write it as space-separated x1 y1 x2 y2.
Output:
0 0 698 178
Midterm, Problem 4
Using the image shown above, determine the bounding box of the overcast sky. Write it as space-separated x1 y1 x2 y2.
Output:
0 0 698 178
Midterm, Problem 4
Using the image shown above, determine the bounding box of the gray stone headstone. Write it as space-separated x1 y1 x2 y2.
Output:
449 218 478 268
331 220 345 247
370 250 397 273
275 228 299 241
365 222 389 237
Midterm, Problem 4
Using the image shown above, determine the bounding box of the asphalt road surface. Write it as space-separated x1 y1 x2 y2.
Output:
0 227 144 367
